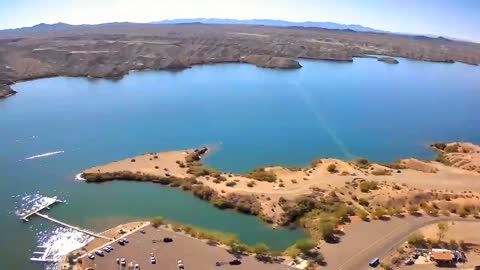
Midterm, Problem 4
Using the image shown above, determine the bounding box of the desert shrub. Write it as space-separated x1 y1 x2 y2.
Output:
458 207 468 217
327 164 338 173
211 197 234 209
356 209 369 221
150 216 164 228
187 166 221 177
359 181 379 193
226 181 236 187
373 207 387 219
358 198 369 207
355 158 370 169
246 167 277 182
291 179 298 184
408 233 426 247
408 205 419 214
247 182 254 187
311 159 323 167
131 159 136 162
279 183 285 187
444 144 460 153
431 143 447 150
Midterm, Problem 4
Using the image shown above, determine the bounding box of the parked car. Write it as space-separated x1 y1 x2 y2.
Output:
134 263 140 269
369 258 380 268
120 258 126 266
229 259 241 265
163 237 173 243
474 266 480 270
118 239 125 245
150 256 156 264
123 238 129 243
178 259 185 269
95 250 104 256
107 245 113 250
404 259 414 265
87 254 95 260
103 246 111 252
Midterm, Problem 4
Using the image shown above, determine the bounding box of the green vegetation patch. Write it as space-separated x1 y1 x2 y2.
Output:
246 167 277 182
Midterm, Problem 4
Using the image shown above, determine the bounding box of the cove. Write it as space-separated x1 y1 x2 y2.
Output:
1 57 480 269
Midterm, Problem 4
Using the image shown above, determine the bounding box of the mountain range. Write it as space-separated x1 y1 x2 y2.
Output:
152 18 385 33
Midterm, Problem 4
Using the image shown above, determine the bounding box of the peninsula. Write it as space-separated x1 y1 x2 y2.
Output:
81 142 480 228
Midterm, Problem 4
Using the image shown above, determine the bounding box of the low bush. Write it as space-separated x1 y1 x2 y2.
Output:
150 216 164 228
226 181 236 187
327 164 337 173
246 167 277 182
359 181 379 193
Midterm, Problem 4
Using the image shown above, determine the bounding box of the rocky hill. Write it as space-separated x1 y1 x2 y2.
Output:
1 23 479 96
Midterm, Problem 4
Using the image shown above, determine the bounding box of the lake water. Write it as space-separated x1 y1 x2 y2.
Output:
1 58 480 269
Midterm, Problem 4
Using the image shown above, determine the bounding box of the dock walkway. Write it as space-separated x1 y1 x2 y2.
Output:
35 213 112 240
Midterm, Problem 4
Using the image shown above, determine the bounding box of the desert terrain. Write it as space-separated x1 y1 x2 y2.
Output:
1 23 480 95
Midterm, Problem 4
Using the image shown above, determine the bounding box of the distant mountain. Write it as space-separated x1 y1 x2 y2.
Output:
152 18 385 33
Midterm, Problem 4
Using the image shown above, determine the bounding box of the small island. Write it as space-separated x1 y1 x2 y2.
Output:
377 56 399 64
0 85 17 98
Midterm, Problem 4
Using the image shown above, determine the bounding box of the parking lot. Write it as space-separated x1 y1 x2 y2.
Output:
80 225 295 270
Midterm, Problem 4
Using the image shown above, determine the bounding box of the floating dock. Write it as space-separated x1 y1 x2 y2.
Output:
30 246 55 263
19 196 62 222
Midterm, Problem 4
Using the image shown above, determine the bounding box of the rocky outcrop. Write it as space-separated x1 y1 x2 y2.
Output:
241 55 301 69
378 56 399 64
0 85 16 98
431 142 480 173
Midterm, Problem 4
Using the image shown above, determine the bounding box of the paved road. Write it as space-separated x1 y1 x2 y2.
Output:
321 216 480 270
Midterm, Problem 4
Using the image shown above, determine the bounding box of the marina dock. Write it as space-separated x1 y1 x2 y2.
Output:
21 195 114 263
19 196 62 222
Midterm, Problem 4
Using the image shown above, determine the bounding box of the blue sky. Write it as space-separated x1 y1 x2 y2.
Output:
0 0 479 41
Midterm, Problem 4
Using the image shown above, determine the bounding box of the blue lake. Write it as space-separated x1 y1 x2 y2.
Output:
0 57 479 269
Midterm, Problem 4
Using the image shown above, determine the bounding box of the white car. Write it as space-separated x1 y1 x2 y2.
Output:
120 258 126 266
178 259 184 269
134 263 140 269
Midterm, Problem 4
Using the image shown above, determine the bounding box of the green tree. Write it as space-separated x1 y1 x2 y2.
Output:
285 247 301 259
253 243 269 256
295 239 316 254
150 216 164 228
320 222 336 242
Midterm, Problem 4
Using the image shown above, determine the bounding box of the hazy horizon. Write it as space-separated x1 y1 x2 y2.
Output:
0 0 479 42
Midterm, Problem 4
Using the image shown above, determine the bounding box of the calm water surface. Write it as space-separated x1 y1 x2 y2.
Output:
1 58 480 269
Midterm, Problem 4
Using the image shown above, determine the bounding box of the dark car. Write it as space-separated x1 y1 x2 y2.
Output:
163 237 173 243
369 258 380 268
474 266 480 270
229 259 241 265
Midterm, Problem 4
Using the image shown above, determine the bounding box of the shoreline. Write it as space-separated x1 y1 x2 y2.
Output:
5 53 477 98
